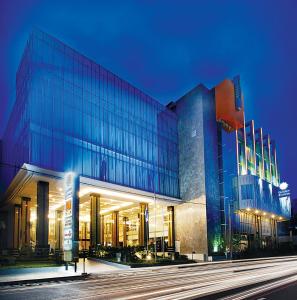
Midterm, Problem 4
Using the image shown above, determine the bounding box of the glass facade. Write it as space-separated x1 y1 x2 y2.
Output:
1 30 179 198
235 174 290 218
221 116 290 251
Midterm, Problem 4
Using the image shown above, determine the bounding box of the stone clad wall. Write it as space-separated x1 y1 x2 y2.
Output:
173 84 221 258
174 85 209 257
202 89 222 254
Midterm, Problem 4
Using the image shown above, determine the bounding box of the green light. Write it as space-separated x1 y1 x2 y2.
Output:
213 236 221 253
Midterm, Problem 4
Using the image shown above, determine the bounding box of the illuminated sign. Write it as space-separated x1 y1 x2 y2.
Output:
278 183 291 218
279 182 289 191
63 172 79 261
64 199 72 251
279 182 290 198
279 189 290 198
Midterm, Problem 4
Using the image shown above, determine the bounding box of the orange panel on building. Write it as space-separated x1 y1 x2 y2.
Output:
215 79 244 132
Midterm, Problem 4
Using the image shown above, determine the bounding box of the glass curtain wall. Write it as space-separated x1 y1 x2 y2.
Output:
1 29 179 199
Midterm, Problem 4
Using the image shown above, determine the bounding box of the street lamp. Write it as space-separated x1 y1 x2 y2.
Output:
228 199 233 260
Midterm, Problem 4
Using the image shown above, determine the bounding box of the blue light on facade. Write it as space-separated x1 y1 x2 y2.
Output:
1 29 179 198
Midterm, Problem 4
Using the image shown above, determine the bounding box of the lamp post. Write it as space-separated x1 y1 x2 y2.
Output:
162 205 165 258
152 164 157 263
154 193 157 263
84 221 87 250
228 200 233 260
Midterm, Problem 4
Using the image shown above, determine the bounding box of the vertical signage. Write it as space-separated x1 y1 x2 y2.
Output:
278 182 291 219
64 172 79 262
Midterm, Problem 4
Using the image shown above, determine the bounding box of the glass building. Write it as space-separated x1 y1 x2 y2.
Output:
0 30 291 260
220 91 291 251
2 29 179 197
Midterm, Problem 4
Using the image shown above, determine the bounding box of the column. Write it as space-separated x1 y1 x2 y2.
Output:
253 215 258 249
139 203 149 247
36 181 49 255
258 216 263 248
13 204 21 249
0 211 8 249
112 211 119 247
255 215 260 248
100 215 105 245
21 197 31 248
271 218 276 247
55 210 63 250
123 217 128 247
90 194 101 249
275 219 278 246
167 206 175 249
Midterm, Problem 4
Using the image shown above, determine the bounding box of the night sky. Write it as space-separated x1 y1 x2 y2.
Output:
0 0 296 197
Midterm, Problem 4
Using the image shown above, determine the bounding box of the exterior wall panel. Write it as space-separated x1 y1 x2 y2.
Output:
215 79 244 132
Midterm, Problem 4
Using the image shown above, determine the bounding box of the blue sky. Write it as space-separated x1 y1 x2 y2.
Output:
0 0 296 197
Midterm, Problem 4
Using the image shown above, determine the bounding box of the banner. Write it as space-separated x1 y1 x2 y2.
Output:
64 172 79 262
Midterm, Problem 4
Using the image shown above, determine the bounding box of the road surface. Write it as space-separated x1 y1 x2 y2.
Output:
1 256 297 299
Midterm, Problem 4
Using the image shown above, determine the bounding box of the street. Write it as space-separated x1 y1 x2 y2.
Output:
1 256 297 299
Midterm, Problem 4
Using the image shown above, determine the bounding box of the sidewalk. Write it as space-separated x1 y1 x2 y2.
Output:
0 258 123 285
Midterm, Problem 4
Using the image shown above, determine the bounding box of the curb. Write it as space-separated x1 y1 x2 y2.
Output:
0 273 90 286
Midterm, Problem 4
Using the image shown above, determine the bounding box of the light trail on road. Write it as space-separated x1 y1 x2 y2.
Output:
1 256 297 299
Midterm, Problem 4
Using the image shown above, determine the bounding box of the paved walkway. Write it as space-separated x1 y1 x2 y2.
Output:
77 257 129 273
0 258 124 283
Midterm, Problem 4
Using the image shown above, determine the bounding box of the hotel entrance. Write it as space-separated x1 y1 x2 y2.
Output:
2 165 179 258
78 180 176 252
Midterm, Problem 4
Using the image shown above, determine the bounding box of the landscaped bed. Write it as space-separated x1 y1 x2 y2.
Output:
0 258 63 269
88 245 196 267
100 257 196 268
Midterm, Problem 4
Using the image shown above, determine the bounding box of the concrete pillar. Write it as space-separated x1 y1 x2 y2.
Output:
139 203 149 247
36 181 49 254
255 215 261 248
81 221 88 250
100 215 104 245
274 220 278 247
112 211 119 247
259 216 263 248
252 214 257 249
167 206 175 248
0 211 8 250
55 210 63 250
13 204 21 249
90 194 100 248
270 218 277 247
123 217 128 247
21 197 31 248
